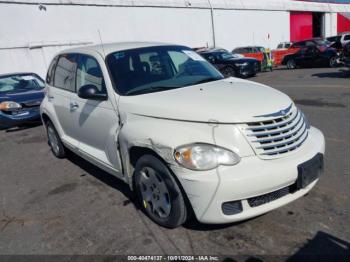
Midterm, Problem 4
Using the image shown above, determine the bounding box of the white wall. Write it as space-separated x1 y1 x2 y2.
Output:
0 3 213 77
214 10 290 51
324 12 338 37
0 2 339 78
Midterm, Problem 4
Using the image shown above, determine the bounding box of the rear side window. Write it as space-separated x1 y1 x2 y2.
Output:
46 56 58 85
76 55 106 93
53 54 78 92
293 41 304 47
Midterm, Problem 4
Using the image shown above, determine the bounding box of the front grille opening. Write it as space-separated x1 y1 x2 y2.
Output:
222 201 243 215
243 109 308 157
248 184 298 208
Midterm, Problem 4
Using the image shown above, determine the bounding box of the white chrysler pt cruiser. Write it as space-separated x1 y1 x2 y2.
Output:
41 43 325 228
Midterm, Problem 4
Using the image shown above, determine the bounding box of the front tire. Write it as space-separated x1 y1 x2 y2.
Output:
46 121 65 158
222 66 236 78
134 155 187 228
287 59 296 69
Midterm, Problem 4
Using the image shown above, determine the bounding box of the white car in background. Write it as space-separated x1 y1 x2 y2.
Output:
327 32 350 47
41 42 325 228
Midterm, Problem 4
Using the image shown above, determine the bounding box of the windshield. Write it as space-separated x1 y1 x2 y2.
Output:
0 74 44 94
106 45 223 96
219 52 235 60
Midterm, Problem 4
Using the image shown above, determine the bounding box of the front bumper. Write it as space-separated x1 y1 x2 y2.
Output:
176 127 325 224
0 107 41 129
238 62 260 77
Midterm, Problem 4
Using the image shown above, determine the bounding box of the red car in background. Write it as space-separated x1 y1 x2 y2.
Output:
232 46 273 71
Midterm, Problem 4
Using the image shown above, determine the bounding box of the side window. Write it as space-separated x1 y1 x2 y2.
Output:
168 51 190 72
344 35 350 41
76 55 106 94
54 54 77 92
305 41 315 47
294 42 303 48
46 56 58 85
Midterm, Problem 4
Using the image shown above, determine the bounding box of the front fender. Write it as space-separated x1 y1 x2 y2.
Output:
117 113 254 219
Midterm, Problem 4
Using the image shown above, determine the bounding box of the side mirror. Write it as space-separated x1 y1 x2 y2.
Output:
78 84 108 101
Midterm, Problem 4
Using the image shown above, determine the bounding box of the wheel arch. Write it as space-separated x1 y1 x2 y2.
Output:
41 112 51 125
127 146 172 190
128 145 195 221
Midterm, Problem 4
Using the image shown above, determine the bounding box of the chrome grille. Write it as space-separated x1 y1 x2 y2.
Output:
242 108 308 158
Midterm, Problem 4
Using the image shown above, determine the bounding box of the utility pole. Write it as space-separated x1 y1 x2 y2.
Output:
208 0 216 48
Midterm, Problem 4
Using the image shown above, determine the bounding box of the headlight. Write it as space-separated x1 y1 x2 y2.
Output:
235 62 249 67
0 101 22 111
174 143 240 171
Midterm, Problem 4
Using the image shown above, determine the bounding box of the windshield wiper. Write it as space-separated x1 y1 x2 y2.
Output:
125 86 179 96
191 77 222 86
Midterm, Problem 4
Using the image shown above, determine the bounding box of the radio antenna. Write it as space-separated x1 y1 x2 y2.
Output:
98 30 106 57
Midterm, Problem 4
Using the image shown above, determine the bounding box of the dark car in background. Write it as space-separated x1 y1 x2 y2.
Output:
282 46 338 69
0 73 45 130
198 49 260 78
291 38 331 49
344 42 350 68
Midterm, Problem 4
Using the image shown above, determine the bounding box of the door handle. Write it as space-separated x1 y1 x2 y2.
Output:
70 102 79 110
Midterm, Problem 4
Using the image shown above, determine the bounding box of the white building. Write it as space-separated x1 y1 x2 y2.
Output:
0 0 350 77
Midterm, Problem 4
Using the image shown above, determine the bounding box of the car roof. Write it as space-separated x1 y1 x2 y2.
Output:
59 42 175 57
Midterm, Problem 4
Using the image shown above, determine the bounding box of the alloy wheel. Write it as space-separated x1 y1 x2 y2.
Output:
287 59 296 69
222 67 235 78
139 167 171 218
47 126 60 155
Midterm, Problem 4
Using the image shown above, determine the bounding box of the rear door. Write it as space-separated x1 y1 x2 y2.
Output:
294 48 311 67
70 53 121 170
50 53 79 148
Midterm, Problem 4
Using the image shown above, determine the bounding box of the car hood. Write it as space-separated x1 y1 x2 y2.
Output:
0 89 44 103
119 78 293 123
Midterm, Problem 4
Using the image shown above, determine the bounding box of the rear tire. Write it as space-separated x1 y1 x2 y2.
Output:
329 56 337 68
46 121 65 158
287 59 296 69
134 154 187 228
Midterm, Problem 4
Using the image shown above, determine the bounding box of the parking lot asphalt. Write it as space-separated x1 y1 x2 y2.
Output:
0 67 349 257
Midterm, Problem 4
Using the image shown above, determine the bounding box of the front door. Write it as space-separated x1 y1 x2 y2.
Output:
70 54 121 171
